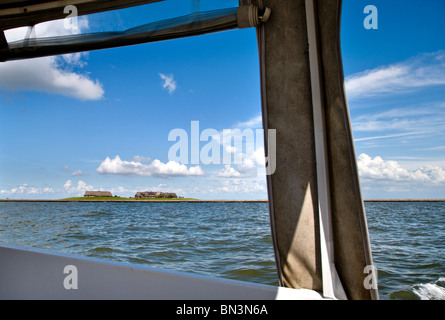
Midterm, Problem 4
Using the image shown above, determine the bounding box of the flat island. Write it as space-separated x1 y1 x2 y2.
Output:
0 197 268 203
0 199 443 203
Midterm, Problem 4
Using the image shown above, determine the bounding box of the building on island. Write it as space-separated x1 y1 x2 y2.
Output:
135 191 160 198
84 191 113 197
162 193 178 198
135 191 178 199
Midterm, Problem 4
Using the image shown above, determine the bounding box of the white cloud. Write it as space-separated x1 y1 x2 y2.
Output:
225 145 237 154
131 155 151 163
353 104 445 133
209 115 267 179
218 179 266 193
0 58 104 100
96 155 205 177
217 165 242 177
159 73 177 94
345 51 445 100
0 18 104 101
70 170 84 177
234 114 263 129
216 147 265 178
251 147 266 167
351 103 445 145
63 179 93 194
354 131 428 142
0 184 54 195
357 153 445 184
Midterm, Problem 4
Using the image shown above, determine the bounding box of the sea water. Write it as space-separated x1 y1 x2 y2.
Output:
0 201 443 300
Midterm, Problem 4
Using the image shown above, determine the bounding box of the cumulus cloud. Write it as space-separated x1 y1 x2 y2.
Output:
210 115 268 178
217 165 242 178
0 184 54 195
131 155 151 163
96 155 204 177
63 179 93 194
217 147 265 178
0 58 104 100
159 73 177 94
0 18 104 101
345 51 445 100
357 153 445 184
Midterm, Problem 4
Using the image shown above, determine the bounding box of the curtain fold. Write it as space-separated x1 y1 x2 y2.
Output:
257 0 378 299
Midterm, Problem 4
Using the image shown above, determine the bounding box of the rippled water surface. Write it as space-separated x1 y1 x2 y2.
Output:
0 202 277 286
0 201 443 299
365 202 444 300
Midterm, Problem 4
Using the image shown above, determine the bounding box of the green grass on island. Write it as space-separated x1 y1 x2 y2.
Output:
60 196 199 201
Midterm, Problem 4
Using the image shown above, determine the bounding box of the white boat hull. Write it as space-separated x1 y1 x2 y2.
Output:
0 243 325 300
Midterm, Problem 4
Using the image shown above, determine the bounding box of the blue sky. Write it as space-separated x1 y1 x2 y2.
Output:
0 0 444 200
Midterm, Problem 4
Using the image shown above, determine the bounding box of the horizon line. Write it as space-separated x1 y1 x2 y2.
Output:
1 199 445 203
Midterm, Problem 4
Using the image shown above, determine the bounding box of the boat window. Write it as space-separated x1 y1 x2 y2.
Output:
0 0 277 286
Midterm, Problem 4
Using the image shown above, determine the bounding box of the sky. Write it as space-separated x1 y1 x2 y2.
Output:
0 0 444 200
